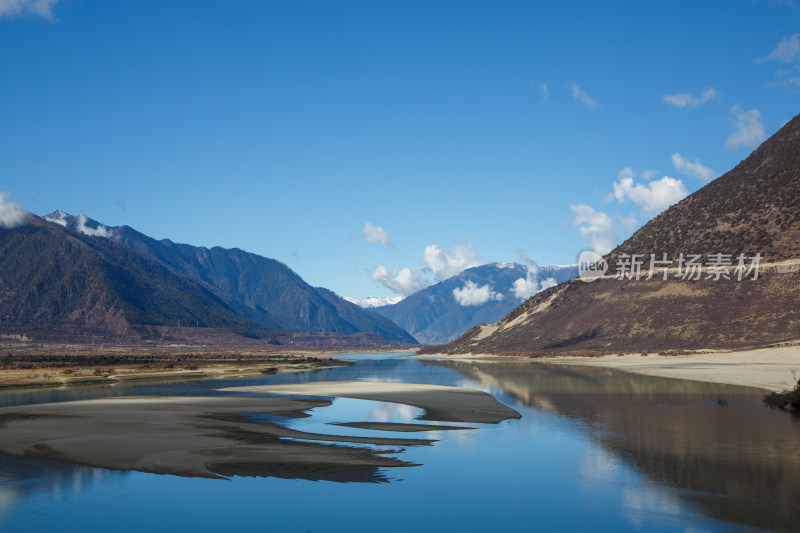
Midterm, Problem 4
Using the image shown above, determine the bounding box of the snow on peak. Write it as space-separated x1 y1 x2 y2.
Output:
44 210 113 238
344 295 405 308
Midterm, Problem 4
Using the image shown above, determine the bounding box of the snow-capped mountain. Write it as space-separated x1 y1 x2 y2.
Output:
343 295 405 308
44 210 114 238
372 262 578 345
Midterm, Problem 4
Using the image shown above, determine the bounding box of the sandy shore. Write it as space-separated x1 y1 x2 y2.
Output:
417 345 800 392
221 381 522 423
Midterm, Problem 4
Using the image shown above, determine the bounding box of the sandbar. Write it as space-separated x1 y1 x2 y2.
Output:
220 381 522 423
0 396 418 482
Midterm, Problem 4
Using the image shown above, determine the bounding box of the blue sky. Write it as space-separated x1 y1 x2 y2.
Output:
2 0 799 300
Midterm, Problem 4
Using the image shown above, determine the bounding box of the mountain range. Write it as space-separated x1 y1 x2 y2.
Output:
426 113 800 355
372 262 578 344
2 212 416 345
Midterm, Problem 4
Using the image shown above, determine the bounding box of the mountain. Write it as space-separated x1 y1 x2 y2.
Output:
44 210 416 344
0 217 272 341
373 262 578 345
343 295 405 308
426 114 800 356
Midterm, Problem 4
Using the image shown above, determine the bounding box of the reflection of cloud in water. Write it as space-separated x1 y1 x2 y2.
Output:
581 434 687 529
0 456 122 521
580 446 622 482
0 486 18 512
622 484 685 529
371 402 420 422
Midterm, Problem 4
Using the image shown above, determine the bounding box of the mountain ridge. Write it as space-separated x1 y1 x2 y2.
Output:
5 212 416 345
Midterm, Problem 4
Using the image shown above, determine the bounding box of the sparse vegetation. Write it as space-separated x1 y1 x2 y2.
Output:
764 377 800 413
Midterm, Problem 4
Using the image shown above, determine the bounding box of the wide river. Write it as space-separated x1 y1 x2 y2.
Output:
1 353 799 532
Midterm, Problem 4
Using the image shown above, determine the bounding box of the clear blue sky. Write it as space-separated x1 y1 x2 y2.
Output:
2 0 799 299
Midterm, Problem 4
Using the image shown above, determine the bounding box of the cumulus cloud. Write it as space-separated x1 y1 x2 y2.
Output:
361 222 393 247
662 87 717 109
0 0 59 19
371 265 428 296
510 255 560 300
452 281 502 306
725 105 765 150
370 241 485 297
756 34 800 64
423 242 482 281
671 153 717 183
612 168 688 216
570 83 600 108
0 192 29 228
570 203 617 255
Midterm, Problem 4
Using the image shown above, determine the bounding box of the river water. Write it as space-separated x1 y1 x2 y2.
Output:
1 353 798 532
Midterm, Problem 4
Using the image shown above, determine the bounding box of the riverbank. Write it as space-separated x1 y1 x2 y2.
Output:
0 344 380 389
414 344 800 392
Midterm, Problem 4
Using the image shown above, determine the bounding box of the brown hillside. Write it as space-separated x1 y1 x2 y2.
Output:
607 114 800 266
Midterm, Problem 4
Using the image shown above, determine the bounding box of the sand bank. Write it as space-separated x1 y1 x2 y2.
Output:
0 382 517 480
0 396 418 482
220 381 521 423
419 345 800 392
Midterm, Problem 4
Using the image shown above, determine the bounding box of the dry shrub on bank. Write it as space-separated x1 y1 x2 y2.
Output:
764 378 800 413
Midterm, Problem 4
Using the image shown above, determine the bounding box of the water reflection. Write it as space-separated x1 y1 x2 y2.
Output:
0 454 126 524
430 360 800 532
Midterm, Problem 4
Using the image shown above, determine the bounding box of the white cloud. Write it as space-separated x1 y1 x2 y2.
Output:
370 241 484 297
452 281 502 306
0 192 29 228
662 87 717 109
75 214 112 238
510 256 561 300
725 105 765 150
540 82 549 104
361 222 393 247
371 265 428 296
423 242 482 281
612 168 688 216
756 34 800 64
570 203 617 255
0 0 59 19
671 153 717 183
570 83 600 108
